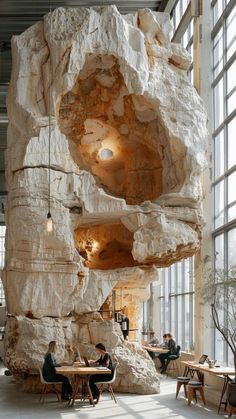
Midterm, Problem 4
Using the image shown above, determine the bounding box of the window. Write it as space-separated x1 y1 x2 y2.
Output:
159 257 194 352
171 0 191 33
212 0 236 369
0 225 6 306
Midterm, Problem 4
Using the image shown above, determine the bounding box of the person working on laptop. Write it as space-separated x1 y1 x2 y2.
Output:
89 343 114 404
42 340 72 400
158 332 177 373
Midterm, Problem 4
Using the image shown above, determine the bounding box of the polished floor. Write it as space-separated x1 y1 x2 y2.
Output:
0 365 228 419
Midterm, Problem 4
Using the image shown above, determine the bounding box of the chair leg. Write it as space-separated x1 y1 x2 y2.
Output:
184 384 188 399
188 387 194 405
198 387 206 405
41 385 48 404
52 384 61 401
176 381 182 399
99 384 104 395
109 384 117 403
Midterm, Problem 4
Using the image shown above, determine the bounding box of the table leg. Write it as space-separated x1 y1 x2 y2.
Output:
218 375 230 413
69 375 80 407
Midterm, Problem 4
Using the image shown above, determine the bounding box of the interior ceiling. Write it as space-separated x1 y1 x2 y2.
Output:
0 0 168 194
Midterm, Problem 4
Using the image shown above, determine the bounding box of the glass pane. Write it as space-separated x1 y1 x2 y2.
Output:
227 60 236 94
177 295 182 345
214 180 225 228
214 129 225 179
185 294 190 351
170 297 177 338
175 1 181 28
184 258 190 292
227 89 236 117
228 171 236 222
177 261 182 293
213 0 223 26
228 117 236 169
214 233 224 273
226 6 236 61
213 28 224 79
215 329 225 363
214 77 224 129
228 227 236 268
170 264 176 293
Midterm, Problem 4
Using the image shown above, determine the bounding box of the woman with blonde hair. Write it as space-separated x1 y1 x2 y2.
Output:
42 340 72 400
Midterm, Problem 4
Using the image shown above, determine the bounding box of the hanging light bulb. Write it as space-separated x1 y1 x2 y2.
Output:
46 3 53 233
46 211 53 232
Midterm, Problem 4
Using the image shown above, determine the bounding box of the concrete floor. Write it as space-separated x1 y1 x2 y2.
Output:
0 365 230 419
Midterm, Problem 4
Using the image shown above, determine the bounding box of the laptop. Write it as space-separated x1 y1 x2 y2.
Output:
198 354 208 364
83 356 90 367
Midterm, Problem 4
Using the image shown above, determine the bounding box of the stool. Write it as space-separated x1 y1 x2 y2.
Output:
176 377 191 399
187 381 206 406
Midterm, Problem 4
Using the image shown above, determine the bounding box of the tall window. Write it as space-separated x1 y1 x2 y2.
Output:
159 257 194 351
171 0 191 32
212 0 236 366
0 225 6 305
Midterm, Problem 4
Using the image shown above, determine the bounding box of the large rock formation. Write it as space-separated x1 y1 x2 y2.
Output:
2 6 208 393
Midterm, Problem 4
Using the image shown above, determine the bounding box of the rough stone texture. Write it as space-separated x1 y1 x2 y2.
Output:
3 5 208 393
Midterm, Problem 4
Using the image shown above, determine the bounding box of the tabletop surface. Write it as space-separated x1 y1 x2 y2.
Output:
55 365 111 375
142 345 169 353
181 360 235 376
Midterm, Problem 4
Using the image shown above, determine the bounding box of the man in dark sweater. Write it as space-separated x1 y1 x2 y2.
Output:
158 332 177 373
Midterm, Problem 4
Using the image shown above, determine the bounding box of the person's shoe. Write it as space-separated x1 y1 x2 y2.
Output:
95 392 101 404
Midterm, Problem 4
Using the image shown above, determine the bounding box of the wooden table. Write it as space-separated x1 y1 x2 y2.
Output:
181 360 235 411
55 365 111 406
142 346 169 354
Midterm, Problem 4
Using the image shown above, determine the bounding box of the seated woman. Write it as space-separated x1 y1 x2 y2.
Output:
42 340 72 401
89 343 114 404
158 332 177 373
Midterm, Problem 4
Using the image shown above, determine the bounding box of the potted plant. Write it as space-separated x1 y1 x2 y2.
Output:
203 264 236 406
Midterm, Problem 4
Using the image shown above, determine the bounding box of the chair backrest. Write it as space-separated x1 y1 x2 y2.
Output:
176 345 181 357
38 367 50 384
110 362 117 383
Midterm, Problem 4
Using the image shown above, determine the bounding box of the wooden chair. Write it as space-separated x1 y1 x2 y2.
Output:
187 381 206 406
176 376 191 399
95 363 117 403
38 367 62 403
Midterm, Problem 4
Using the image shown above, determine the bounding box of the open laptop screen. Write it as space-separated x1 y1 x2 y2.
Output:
83 356 90 367
198 354 208 364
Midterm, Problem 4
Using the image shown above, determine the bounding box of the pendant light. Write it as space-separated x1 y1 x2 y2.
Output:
46 3 53 232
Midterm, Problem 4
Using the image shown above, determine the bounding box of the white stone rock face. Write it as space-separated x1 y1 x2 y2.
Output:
3 5 208 393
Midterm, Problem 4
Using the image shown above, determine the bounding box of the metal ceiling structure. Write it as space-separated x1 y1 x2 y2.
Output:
0 0 170 196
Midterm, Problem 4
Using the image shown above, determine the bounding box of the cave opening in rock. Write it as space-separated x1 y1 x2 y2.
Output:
58 54 164 205
74 222 137 270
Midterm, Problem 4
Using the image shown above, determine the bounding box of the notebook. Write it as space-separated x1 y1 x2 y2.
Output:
83 356 90 367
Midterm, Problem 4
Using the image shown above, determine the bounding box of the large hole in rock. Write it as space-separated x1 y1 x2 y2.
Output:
58 54 164 205
74 222 137 270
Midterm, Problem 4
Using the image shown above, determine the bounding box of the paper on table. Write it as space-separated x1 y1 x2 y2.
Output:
96 366 109 370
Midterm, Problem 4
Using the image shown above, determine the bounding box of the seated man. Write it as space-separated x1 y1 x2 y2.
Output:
158 332 177 373
147 332 159 360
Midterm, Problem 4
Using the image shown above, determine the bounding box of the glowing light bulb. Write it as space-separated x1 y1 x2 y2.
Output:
99 148 113 160
46 212 53 232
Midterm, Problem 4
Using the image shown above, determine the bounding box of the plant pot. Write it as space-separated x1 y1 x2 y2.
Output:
227 382 236 407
